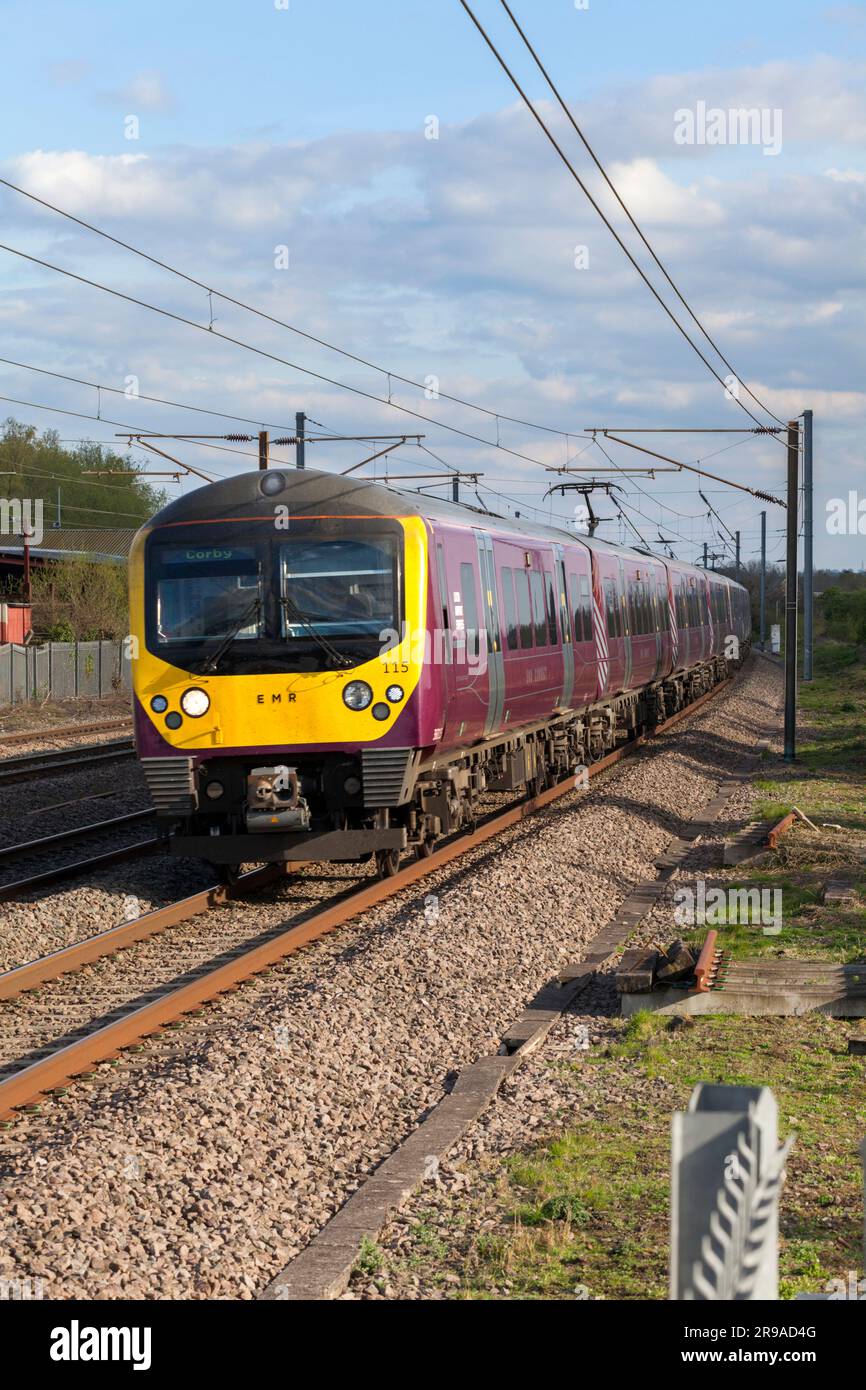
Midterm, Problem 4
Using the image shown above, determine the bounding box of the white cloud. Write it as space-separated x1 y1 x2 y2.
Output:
1 53 865 566
606 158 724 225
101 71 175 113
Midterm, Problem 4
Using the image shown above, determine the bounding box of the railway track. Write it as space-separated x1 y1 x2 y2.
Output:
0 816 161 902
0 676 735 1126
0 717 132 749
0 736 136 786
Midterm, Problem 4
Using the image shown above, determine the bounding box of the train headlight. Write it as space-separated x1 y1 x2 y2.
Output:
205 779 225 800
372 702 390 721
342 681 373 711
260 471 287 496
180 687 210 718
385 684 404 703
150 695 168 713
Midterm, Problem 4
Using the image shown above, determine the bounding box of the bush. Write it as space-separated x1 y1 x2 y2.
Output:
820 588 866 645
31 556 128 641
44 620 76 643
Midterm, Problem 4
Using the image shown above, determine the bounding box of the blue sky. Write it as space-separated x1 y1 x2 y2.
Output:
3 0 864 150
1 0 864 567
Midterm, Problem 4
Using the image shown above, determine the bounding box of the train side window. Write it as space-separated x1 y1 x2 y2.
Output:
557 567 571 644
579 575 592 641
568 574 583 642
436 544 449 629
459 561 480 659
436 543 452 662
500 566 519 650
514 568 533 648
544 570 558 645
529 570 548 646
604 579 620 638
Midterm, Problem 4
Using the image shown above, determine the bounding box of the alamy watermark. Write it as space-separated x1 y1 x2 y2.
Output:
0 1276 44 1300
0 497 44 546
826 491 866 536
674 101 783 157
674 880 783 935
378 623 488 675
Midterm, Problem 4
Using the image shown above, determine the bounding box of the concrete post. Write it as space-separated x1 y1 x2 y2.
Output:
671 1084 793 1300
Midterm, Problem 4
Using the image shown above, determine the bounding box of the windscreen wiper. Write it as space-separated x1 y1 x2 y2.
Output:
204 594 262 672
279 594 354 668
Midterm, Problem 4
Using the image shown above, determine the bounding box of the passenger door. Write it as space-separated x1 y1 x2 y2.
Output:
474 530 505 736
553 543 574 709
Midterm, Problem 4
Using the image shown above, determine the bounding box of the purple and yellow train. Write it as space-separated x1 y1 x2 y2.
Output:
129 467 751 877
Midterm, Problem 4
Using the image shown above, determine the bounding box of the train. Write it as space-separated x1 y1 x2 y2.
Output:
128 467 751 878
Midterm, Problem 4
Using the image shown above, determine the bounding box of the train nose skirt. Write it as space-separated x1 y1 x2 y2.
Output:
167 827 407 863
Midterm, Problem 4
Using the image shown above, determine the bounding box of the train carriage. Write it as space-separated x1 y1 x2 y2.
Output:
129 468 751 876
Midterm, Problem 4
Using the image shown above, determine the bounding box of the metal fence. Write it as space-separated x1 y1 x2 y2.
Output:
0 641 131 707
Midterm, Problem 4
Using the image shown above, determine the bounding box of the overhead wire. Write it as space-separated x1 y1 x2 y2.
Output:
0 176 587 444
457 0 784 436
495 0 785 426
0 239 564 470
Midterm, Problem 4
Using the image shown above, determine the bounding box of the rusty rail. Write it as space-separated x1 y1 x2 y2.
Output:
0 862 290 1002
0 672 734 1123
0 717 132 748
691 930 720 993
766 811 797 849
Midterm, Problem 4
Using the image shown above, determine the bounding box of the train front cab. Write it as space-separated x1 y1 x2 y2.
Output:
129 502 437 872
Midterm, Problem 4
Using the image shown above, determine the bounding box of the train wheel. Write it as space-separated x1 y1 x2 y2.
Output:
216 863 242 887
415 837 436 861
375 848 401 878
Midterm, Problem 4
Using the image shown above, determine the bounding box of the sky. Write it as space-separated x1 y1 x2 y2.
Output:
0 0 864 569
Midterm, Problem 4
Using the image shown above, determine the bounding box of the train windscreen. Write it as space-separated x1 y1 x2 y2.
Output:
144 521 403 674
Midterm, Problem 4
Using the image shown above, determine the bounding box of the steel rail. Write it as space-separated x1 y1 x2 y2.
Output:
691 930 720 993
766 811 797 849
0 718 132 748
0 837 162 903
0 863 289 1002
0 674 733 1122
0 809 153 864
0 738 135 785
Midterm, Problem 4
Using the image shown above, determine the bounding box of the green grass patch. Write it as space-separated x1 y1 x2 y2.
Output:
755 640 866 831
451 1014 866 1300
676 872 866 963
